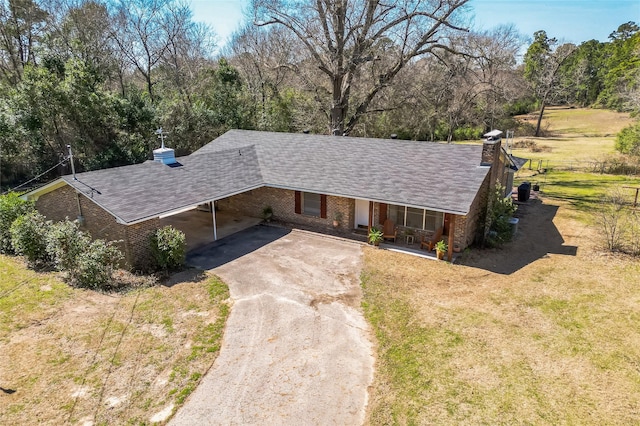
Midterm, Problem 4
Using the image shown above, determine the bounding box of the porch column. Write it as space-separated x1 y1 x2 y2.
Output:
368 201 373 231
447 215 456 261
211 201 218 241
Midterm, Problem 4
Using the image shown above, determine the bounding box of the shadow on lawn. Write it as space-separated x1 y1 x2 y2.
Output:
185 225 291 270
1 387 16 394
461 199 578 275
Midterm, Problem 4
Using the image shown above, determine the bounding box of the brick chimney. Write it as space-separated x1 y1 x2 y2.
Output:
481 130 503 166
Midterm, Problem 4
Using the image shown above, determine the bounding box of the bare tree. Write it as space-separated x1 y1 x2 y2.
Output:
228 25 298 130
357 24 524 141
465 25 524 131
111 0 200 102
251 0 470 135
0 0 49 84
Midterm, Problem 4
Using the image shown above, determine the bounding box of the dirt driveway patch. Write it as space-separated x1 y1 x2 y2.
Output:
170 227 374 425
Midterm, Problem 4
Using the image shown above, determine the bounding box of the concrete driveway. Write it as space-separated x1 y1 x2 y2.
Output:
170 226 374 425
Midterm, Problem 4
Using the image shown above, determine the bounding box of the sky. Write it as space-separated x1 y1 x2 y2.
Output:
189 0 640 51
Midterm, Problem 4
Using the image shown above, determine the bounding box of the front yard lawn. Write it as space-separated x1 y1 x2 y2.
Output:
0 256 229 425
362 198 640 424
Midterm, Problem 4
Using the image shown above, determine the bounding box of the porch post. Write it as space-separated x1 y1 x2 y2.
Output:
368 201 374 231
447 215 456 261
211 201 218 241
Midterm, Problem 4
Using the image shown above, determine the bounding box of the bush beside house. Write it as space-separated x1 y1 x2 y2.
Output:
0 192 34 254
1 193 124 289
150 225 186 272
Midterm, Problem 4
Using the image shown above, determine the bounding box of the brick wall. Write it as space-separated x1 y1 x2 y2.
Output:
35 185 159 270
461 172 491 247
35 185 79 223
125 218 161 271
218 187 355 232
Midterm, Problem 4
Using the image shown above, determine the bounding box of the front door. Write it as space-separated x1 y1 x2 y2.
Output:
354 199 369 229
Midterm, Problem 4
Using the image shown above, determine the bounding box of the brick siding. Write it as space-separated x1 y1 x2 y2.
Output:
34 170 496 267
460 172 491 247
35 186 159 270
217 187 355 233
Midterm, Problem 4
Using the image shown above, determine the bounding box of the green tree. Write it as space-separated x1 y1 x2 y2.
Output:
615 122 640 156
559 39 606 106
0 0 49 84
0 192 34 253
598 22 640 111
523 30 576 136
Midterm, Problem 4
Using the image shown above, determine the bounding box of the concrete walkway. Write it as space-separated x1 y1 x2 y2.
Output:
170 227 374 425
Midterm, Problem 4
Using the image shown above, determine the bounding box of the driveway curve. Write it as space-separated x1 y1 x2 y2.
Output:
170 227 374 425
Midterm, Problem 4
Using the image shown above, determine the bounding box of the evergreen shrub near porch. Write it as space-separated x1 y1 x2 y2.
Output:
150 225 186 272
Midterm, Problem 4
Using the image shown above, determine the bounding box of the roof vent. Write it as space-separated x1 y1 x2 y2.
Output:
153 128 177 165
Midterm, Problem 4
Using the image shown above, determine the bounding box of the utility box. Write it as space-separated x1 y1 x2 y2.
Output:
508 217 519 237
518 182 531 202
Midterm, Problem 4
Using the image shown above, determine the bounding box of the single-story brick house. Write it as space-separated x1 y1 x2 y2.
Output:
23 129 518 268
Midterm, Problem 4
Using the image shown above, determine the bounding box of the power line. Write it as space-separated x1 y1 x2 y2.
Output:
2 156 69 195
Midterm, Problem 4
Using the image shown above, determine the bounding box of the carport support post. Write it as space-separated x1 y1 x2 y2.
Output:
447 215 456 262
211 201 218 241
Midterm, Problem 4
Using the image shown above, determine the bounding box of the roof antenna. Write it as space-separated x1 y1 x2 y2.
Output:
67 144 77 180
156 127 166 149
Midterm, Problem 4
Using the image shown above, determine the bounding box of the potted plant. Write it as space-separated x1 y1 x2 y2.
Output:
262 205 273 222
435 240 448 260
368 227 384 246
333 211 343 228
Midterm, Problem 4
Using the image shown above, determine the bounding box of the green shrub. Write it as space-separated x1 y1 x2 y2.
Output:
150 226 186 271
10 211 51 266
45 220 90 273
74 239 124 289
615 122 640 156
45 219 124 288
0 192 34 254
488 184 517 245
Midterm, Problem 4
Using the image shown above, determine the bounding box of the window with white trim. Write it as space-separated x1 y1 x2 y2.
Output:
387 204 444 231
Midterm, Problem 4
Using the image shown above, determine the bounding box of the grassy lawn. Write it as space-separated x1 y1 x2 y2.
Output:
511 106 634 164
362 203 640 424
538 171 640 211
362 107 640 424
0 257 230 425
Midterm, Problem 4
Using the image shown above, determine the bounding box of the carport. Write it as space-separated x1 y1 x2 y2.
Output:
158 202 261 252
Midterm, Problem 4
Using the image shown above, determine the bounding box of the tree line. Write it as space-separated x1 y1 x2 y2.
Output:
1 0 638 189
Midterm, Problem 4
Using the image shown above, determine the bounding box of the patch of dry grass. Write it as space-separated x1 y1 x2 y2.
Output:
362 199 640 424
509 107 634 164
0 261 230 425
542 107 633 137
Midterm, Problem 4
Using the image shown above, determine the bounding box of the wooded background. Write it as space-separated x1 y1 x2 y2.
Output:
1 0 638 188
